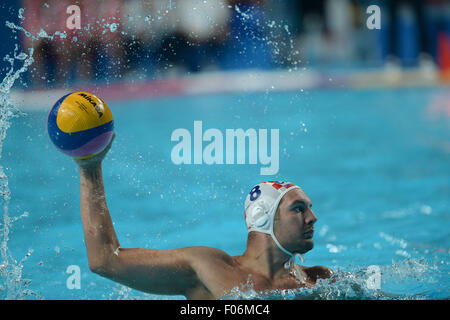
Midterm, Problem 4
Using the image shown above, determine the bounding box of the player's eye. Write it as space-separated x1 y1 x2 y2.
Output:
294 205 304 213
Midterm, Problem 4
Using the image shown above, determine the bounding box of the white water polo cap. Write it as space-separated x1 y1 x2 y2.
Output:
244 181 301 257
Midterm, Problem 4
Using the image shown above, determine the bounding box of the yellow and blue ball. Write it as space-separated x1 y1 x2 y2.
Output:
47 92 114 159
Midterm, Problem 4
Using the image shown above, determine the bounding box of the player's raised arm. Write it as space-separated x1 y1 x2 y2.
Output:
75 135 201 296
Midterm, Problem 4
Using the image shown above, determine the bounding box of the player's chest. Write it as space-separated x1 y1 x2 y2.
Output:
202 270 314 299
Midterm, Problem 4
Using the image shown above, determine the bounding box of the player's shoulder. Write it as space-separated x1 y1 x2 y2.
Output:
182 246 235 265
303 265 333 280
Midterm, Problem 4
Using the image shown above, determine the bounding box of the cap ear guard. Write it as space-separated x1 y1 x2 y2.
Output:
247 199 271 229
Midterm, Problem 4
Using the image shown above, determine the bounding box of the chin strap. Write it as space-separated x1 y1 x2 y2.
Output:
284 253 306 284
283 253 305 269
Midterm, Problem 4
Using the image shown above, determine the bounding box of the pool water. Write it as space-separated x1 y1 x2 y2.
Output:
1 88 449 299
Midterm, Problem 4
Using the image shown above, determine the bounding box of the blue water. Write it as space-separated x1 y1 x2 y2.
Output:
1 88 449 299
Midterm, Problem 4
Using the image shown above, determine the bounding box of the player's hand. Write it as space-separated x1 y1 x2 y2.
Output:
75 132 115 170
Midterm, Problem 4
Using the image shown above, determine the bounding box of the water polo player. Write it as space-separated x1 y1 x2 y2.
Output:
75 135 331 299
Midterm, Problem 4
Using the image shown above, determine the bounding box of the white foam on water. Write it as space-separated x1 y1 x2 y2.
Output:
218 258 444 300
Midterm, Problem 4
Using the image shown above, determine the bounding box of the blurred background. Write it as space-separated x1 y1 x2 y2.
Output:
0 0 449 90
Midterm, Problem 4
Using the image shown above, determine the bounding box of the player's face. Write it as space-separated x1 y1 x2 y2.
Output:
273 188 317 255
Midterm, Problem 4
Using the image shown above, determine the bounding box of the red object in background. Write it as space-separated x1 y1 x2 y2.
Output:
438 31 450 82
21 0 122 46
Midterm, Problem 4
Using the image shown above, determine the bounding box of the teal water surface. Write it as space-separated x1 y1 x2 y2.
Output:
2 88 449 299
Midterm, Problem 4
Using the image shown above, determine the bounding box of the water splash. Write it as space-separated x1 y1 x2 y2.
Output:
233 4 301 71
219 258 444 300
0 12 45 300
